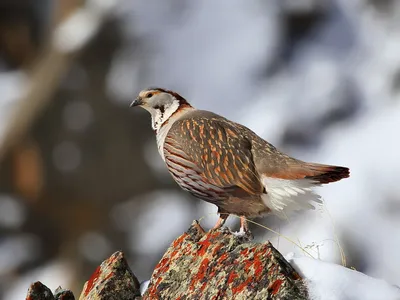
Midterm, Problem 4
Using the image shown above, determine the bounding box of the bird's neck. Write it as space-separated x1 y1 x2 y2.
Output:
152 101 194 132
155 104 195 161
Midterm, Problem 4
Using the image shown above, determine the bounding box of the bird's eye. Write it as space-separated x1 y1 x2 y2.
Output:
147 93 153 98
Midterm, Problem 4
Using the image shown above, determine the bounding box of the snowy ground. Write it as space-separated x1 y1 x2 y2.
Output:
287 253 400 300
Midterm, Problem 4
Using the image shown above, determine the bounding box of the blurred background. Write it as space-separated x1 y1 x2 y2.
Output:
1 0 400 298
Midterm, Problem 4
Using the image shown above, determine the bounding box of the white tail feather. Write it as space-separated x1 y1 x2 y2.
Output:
261 177 322 218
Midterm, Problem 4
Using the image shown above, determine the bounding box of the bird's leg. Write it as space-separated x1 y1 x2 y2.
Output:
235 216 253 239
212 211 229 230
239 216 249 234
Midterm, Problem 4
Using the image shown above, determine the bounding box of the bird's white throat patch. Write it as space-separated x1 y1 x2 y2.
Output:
150 99 180 131
154 103 195 161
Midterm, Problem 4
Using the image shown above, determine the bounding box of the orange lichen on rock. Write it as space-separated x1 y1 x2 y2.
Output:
79 251 141 300
25 222 308 299
143 221 308 299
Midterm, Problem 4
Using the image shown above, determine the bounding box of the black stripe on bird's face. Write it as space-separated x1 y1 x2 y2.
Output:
154 104 166 114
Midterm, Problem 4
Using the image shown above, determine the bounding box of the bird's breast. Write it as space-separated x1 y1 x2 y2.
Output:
156 124 171 161
156 107 196 161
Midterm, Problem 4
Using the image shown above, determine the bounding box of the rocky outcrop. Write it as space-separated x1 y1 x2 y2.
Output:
25 221 309 299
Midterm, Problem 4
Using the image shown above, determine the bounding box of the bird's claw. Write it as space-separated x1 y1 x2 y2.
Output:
232 227 254 240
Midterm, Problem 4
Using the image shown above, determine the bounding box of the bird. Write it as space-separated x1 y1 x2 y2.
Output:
131 87 349 235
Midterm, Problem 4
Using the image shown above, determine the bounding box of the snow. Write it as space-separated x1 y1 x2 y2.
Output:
140 280 150 295
286 253 400 300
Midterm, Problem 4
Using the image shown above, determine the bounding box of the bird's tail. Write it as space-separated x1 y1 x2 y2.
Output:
302 163 350 184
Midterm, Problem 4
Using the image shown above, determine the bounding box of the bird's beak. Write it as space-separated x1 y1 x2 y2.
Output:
130 97 143 107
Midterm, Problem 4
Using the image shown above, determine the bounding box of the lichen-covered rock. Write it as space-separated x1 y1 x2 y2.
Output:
26 281 55 300
143 221 308 299
54 287 75 300
25 222 309 299
79 251 141 300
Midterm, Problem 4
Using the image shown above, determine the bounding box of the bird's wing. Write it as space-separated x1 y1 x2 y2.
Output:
232 123 349 216
164 115 263 196
247 135 349 184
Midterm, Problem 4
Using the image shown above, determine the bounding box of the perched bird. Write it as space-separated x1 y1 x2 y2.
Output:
131 88 349 235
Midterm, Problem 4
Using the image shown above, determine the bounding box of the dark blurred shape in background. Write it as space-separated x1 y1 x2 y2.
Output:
0 0 400 298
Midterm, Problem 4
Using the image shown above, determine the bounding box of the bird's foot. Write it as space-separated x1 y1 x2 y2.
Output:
193 220 206 234
232 227 247 237
232 228 254 240
235 216 254 240
211 214 229 230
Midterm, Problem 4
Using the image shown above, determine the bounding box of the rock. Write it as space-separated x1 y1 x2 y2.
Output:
79 251 141 300
25 222 309 299
26 281 55 300
54 287 75 300
143 221 309 299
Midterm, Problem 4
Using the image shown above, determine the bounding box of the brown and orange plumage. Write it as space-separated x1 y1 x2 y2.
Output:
131 88 349 234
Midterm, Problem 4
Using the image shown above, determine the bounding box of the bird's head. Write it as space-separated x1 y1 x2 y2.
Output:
131 88 192 131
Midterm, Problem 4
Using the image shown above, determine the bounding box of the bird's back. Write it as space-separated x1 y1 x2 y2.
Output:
169 110 300 178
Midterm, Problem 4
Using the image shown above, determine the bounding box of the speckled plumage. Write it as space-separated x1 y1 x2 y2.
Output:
164 109 349 218
164 111 267 217
132 88 350 233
